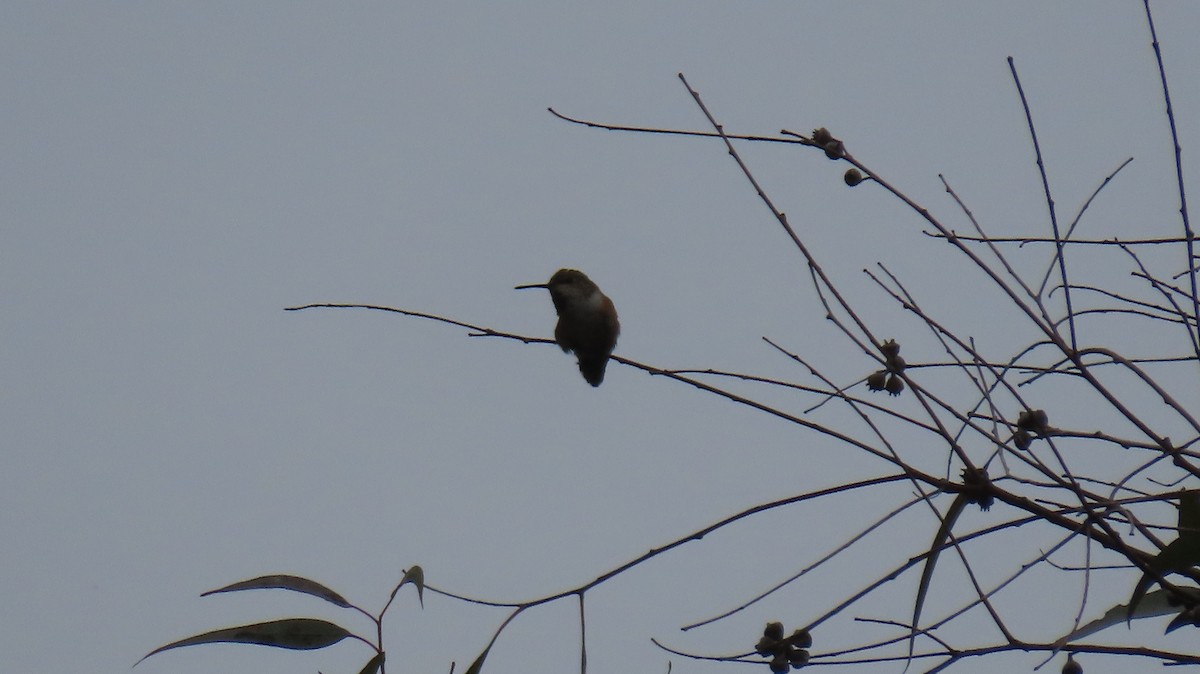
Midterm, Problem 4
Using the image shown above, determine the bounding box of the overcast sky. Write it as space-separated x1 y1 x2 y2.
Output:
4 3 1200 674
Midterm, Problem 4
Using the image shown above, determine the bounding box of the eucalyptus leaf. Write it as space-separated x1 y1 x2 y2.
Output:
1126 491 1200 622
1057 587 1200 644
356 651 386 674
910 494 969 661
400 565 426 608
463 644 492 674
137 617 351 665
201 574 351 608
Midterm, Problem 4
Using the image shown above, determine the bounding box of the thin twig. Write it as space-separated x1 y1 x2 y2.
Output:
923 233 1190 245
547 107 811 147
1009 57 1077 351
1141 0 1198 354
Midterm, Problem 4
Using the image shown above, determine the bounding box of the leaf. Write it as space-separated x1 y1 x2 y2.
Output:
1126 544 1177 624
201 574 351 608
1180 486 1200 534
1126 491 1200 622
356 651 386 674
1165 607 1200 634
400 565 425 608
136 618 351 665
1056 587 1200 644
463 644 492 674
909 494 969 662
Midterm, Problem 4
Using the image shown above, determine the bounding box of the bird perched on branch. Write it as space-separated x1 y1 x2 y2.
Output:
516 269 620 386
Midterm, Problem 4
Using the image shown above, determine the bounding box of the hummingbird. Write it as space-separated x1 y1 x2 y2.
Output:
515 269 620 386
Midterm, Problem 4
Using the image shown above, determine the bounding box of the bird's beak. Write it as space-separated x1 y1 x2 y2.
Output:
514 283 548 290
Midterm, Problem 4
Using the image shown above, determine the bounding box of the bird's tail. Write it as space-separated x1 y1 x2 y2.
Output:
577 355 609 387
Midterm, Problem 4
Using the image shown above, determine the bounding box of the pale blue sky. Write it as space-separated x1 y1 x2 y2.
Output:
4 3 1199 674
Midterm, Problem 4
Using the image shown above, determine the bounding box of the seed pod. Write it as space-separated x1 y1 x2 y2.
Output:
844 168 864 186
764 622 785 641
867 370 888 391
787 628 812 649
885 374 905 396
879 339 900 359
1013 430 1032 450
788 649 810 667
1016 409 1049 435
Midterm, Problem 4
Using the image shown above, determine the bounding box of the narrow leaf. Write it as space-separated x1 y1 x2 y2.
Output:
136 618 351 665
357 651 386 674
463 644 492 674
1057 587 1200 644
909 494 968 662
201 574 351 608
1126 492 1200 621
400 565 425 608
1174 491 1200 562
1165 610 1200 634
1125 568 1158 624
1179 490 1200 538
